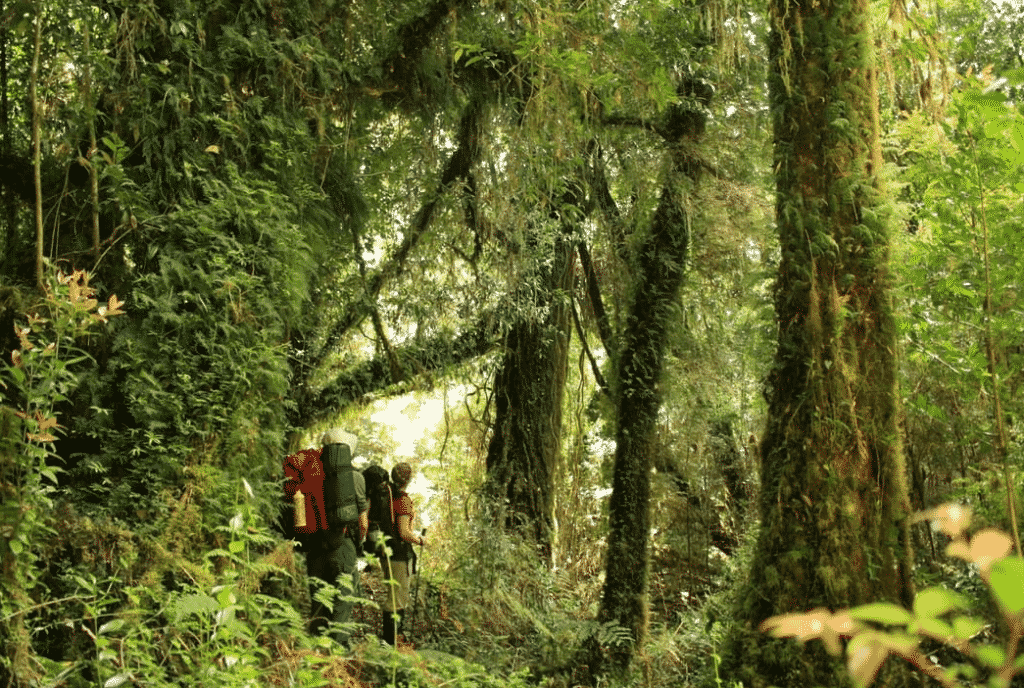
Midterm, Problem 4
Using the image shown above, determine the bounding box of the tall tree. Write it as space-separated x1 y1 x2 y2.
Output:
717 0 916 683
579 74 710 679
484 185 579 559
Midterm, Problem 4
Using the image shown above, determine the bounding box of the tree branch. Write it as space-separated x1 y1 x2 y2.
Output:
576 241 616 361
571 296 610 397
351 217 404 383
304 98 486 382
602 112 666 137
584 141 629 259
380 0 478 106
300 312 500 425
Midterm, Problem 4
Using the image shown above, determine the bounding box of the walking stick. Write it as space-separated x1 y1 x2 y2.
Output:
410 528 426 636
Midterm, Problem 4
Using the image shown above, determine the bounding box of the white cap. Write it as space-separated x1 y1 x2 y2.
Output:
321 428 358 452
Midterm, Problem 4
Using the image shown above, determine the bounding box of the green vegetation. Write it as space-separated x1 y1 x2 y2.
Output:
764 505 1024 688
1 0 1022 687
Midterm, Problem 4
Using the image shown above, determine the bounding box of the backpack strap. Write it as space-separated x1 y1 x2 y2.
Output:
385 483 395 535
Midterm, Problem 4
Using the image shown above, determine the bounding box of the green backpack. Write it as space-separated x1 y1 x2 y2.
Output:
320 430 360 533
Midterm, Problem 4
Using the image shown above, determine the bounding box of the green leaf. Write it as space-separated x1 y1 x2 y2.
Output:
849 603 914 626
228 540 245 554
988 556 1024 614
963 89 1007 115
984 119 1007 140
976 644 1005 669
172 593 218 623
909 617 952 639
951 616 985 640
98 619 124 635
912 587 967 618
8 365 25 384
8 539 23 555
216 587 237 608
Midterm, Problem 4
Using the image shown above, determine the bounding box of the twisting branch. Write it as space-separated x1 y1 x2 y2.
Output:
576 242 616 360
305 98 486 381
301 311 500 425
584 140 629 258
571 296 610 397
351 220 404 384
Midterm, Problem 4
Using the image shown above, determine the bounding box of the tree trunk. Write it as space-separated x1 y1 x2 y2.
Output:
717 0 915 684
582 78 708 679
31 6 43 292
485 198 577 560
1 6 13 263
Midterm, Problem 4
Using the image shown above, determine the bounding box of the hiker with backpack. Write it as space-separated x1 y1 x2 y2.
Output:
284 429 368 644
381 461 427 646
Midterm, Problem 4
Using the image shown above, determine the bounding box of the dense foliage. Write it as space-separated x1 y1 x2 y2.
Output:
0 0 1021 686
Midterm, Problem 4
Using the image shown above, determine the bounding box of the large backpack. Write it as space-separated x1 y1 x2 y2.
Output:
320 441 360 533
284 436 359 536
362 464 393 554
284 448 327 535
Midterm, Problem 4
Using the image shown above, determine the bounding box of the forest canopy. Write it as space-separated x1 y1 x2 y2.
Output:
0 0 1022 686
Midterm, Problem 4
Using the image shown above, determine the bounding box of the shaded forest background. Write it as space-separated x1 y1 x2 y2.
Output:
0 0 1022 686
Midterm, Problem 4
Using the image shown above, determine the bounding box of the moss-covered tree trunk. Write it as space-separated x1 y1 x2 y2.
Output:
717 0 915 685
485 201 577 559
580 79 709 680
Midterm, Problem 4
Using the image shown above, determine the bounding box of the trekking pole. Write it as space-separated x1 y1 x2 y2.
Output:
410 528 426 636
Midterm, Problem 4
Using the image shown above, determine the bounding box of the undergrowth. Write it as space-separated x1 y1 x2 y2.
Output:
0 269 748 688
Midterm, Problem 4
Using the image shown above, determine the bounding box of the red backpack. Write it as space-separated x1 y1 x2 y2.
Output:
284 448 327 534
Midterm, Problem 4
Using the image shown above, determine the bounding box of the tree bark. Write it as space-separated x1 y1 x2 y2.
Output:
484 190 579 560
581 77 709 679
31 6 43 292
717 0 915 684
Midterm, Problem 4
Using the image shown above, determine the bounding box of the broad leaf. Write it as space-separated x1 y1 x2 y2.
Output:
951 615 985 640
988 556 1024 615
849 603 914 626
912 587 967 618
976 644 1005 669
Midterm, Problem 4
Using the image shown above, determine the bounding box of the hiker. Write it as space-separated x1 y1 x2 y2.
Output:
381 461 427 646
305 428 368 643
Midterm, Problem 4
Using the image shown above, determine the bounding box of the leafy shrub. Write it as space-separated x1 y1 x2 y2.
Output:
1 269 124 685
762 503 1024 687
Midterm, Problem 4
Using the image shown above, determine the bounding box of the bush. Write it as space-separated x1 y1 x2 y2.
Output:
762 503 1024 688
